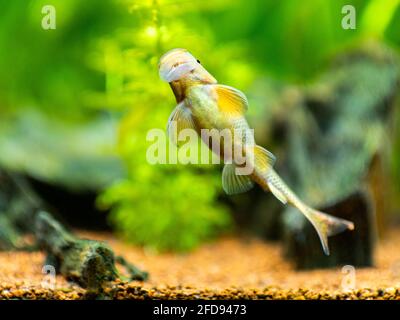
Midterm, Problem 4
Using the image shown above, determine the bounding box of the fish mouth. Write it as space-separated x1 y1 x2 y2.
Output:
159 61 196 82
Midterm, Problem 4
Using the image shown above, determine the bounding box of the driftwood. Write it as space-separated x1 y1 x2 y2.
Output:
279 44 399 268
0 168 148 295
35 211 148 296
0 169 42 250
232 43 399 269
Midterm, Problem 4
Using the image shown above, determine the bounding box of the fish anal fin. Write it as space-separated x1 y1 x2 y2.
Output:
222 163 254 195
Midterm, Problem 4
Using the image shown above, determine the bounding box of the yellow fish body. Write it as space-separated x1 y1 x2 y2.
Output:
159 48 354 255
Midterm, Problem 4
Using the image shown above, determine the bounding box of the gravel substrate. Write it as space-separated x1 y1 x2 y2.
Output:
1 228 400 300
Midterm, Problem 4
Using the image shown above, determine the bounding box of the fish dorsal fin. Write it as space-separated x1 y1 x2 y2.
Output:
167 102 197 146
268 183 287 204
214 85 249 116
222 163 254 195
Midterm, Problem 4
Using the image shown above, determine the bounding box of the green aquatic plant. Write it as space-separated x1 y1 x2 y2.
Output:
96 0 251 251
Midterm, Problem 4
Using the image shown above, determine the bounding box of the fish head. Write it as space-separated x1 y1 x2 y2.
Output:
158 48 217 84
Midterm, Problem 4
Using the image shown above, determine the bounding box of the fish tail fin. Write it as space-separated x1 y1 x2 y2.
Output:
301 207 355 255
263 170 354 255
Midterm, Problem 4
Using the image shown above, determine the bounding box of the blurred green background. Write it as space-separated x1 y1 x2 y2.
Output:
0 0 399 251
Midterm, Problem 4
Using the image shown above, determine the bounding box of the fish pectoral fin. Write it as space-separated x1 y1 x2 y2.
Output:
222 163 254 195
213 84 249 116
267 183 287 204
167 101 197 146
253 145 276 171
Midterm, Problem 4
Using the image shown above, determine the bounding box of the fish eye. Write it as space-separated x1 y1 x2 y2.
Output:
196 59 201 64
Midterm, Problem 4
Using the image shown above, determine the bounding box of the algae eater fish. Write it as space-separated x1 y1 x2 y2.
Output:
158 48 354 255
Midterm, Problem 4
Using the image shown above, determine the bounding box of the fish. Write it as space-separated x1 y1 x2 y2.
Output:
158 48 354 255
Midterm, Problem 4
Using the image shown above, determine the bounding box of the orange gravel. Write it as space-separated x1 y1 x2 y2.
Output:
0 228 400 299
